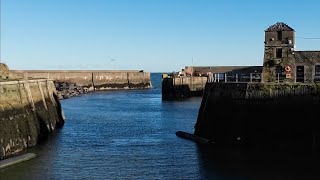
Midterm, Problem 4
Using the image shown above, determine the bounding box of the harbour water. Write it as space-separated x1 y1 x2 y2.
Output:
1 73 320 179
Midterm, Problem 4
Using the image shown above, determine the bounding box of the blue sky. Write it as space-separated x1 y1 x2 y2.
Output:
1 0 320 72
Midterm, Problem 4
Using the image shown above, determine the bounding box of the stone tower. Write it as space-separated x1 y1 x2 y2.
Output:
262 22 295 83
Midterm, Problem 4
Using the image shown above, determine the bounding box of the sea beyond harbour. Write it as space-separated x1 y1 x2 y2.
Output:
1 73 320 180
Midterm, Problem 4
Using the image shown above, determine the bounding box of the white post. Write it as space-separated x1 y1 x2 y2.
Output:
224 73 227 82
277 73 280 83
250 73 252 82
217 73 220 82
236 74 238 82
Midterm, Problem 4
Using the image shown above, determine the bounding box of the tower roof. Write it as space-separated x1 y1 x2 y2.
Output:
265 22 294 32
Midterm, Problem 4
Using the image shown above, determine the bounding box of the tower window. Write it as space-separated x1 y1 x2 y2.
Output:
315 65 320 76
285 38 289 44
276 48 282 58
277 31 282 41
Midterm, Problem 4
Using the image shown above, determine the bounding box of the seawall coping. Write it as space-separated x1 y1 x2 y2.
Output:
11 70 145 73
0 79 53 85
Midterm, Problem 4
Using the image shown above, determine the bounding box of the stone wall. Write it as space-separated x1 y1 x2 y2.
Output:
262 30 295 83
194 82 320 149
11 70 152 90
294 51 320 83
0 79 65 159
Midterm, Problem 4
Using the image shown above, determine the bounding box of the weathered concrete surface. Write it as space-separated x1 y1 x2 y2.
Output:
0 79 65 159
162 76 207 100
0 153 36 169
93 72 150 90
194 82 320 149
11 70 152 90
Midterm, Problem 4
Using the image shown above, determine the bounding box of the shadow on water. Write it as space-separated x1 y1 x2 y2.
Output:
196 144 320 180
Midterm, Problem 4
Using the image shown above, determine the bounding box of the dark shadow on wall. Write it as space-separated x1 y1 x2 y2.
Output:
53 92 65 129
36 113 50 143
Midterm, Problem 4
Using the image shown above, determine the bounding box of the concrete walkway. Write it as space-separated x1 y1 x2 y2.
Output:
0 153 36 169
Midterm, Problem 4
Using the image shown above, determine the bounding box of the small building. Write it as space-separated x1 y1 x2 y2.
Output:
262 22 320 83
183 66 262 82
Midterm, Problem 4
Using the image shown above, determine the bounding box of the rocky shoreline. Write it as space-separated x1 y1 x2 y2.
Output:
54 81 89 100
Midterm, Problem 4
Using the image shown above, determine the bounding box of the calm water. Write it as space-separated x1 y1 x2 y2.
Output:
2 73 320 180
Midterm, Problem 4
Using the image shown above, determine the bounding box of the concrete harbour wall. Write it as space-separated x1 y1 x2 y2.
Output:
162 76 207 100
12 70 152 90
0 79 65 159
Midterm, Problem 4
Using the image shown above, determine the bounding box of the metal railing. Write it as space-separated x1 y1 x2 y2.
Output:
208 73 262 83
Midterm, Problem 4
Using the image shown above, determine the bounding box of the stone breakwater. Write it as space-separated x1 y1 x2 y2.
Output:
11 70 152 91
0 79 65 159
54 81 89 100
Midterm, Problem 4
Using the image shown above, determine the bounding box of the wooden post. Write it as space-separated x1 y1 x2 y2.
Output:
250 73 252 82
